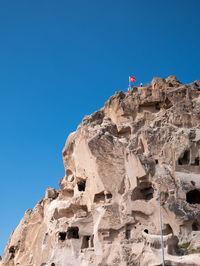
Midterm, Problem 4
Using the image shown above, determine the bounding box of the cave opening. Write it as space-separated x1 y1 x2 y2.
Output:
77 180 86 191
94 191 105 203
59 232 66 241
163 98 173 109
9 246 15 254
67 227 79 239
126 229 131 239
191 158 200 166
178 150 190 165
131 184 154 201
192 220 200 231
81 236 90 249
163 224 173 235
105 193 112 200
186 189 200 204
155 102 160 110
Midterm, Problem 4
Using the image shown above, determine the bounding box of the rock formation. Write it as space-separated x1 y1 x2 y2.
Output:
1 76 200 266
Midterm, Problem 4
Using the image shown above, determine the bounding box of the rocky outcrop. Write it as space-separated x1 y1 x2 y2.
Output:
1 76 200 265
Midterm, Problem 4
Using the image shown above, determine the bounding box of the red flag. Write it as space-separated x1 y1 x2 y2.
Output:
129 76 136 82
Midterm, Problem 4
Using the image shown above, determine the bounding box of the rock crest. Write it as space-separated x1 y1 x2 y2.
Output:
1 76 200 266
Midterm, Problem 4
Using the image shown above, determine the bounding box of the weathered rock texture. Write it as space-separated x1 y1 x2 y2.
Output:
1 76 200 266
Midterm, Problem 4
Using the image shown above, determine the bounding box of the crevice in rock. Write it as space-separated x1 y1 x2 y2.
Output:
9 246 15 259
43 233 48 244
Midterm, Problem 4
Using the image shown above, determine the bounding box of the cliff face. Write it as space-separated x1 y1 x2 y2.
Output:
1 76 200 266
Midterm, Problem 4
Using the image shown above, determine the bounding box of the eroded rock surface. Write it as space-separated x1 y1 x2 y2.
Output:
1 76 200 265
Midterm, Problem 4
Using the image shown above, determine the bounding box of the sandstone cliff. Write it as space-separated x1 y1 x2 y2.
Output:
1 76 200 266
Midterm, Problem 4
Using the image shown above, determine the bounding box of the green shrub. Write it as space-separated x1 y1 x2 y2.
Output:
179 242 190 249
187 248 200 255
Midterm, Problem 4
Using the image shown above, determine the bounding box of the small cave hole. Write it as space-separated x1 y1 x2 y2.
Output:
118 126 131 137
81 236 90 249
155 102 160 110
77 180 86 191
144 229 148 234
59 232 66 241
67 227 79 239
186 189 200 204
192 220 200 231
126 229 131 239
105 193 112 199
139 139 145 153
140 187 154 200
191 158 200 166
51 264 55 266
178 150 190 165
163 98 173 109
9 246 15 254
163 224 173 235
191 180 196 186
131 184 154 201
155 159 158 164
94 191 105 203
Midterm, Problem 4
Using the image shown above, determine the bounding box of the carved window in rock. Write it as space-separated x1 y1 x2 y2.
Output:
105 193 112 200
94 192 105 203
67 227 79 239
58 232 66 241
77 180 86 191
178 150 190 165
131 183 154 201
192 220 200 231
162 224 173 235
186 189 200 204
126 229 131 239
81 235 94 249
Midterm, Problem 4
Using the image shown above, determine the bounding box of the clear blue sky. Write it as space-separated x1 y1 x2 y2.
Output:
0 0 199 255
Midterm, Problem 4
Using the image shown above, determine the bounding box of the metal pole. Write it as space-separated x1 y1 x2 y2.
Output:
158 193 165 266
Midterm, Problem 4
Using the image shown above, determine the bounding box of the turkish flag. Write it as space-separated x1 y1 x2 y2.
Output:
129 76 136 82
